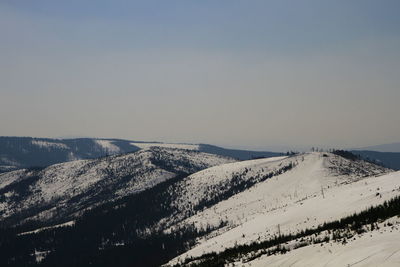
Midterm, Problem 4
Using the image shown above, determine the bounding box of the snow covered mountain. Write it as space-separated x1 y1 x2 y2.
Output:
0 147 235 227
166 152 398 266
0 150 398 267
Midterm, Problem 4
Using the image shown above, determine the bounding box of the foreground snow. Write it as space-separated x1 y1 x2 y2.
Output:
242 217 400 267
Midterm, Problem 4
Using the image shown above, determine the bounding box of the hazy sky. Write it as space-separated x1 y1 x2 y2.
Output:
1 0 400 150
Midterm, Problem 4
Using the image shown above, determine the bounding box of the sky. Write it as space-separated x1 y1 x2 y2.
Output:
1 0 400 151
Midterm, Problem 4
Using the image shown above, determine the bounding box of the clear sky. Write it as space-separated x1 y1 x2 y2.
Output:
1 0 399 150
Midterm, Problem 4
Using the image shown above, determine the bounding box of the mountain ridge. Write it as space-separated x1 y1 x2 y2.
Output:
0 136 281 173
354 142 400 152
0 147 235 227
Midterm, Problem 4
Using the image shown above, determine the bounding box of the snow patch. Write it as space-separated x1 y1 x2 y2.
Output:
95 140 121 154
19 221 75 236
31 140 69 150
131 142 200 151
32 250 50 263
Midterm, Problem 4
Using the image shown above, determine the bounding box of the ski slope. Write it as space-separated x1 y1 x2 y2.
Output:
168 152 395 265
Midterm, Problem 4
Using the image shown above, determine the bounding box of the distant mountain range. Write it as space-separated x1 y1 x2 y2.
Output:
0 137 282 173
1 136 400 174
350 150 400 170
354 142 400 152
350 142 400 170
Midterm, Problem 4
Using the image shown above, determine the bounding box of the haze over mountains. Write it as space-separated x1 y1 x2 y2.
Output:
1 0 399 266
355 142 400 153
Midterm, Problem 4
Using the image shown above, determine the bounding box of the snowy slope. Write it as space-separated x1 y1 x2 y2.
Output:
167 152 394 265
94 139 122 154
241 216 400 267
0 147 235 226
162 156 289 225
174 152 387 229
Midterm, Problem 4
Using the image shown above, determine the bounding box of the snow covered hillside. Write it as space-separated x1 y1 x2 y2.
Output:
166 152 395 266
0 151 397 267
0 137 140 172
241 215 400 267
0 147 235 226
